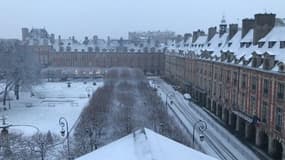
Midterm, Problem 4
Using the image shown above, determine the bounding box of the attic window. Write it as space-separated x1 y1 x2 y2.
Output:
258 42 265 48
218 43 222 47
263 59 271 70
280 41 285 48
208 43 211 47
228 42 232 47
268 41 276 48
246 42 252 48
240 42 246 48
280 65 284 72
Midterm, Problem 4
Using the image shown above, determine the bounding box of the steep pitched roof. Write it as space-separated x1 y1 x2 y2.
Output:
76 128 217 160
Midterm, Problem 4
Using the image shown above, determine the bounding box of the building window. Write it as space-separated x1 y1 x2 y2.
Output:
263 58 270 70
228 42 232 47
250 96 256 115
240 43 246 48
218 43 222 47
241 93 246 112
275 107 283 132
241 74 247 88
246 42 252 48
66 46 71 52
277 82 285 100
263 79 269 97
251 76 257 92
233 72 238 86
280 41 285 48
269 41 276 48
252 58 258 67
258 42 265 48
226 70 230 82
59 46 64 52
261 101 268 123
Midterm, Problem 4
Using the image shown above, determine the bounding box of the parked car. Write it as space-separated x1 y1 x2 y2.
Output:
183 93 192 101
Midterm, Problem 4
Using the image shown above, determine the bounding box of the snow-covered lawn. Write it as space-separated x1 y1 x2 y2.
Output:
0 79 103 135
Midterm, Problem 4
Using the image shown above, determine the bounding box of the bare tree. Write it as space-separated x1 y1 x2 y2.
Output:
0 40 40 107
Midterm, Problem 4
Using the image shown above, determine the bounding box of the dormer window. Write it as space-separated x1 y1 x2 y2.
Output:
228 42 232 47
279 64 285 72
88 47 93 52
59 46 64 52
269 41 276 48
208 43 211 47
280 41 285 48
66 46 71 52
258 42 265 48
218 43 222 47
240 42 246 48
263 59 270 70
246 42 252 48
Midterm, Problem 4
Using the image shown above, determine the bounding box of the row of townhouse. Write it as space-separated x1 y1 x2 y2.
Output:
22 28 166 78
165 13 285 160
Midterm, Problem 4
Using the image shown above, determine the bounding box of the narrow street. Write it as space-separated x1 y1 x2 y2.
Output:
152 77 260 160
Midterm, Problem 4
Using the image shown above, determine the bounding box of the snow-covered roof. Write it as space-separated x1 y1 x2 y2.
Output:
259 26 285 42
76 128 217 160
193 36 207 45
240 29 254 43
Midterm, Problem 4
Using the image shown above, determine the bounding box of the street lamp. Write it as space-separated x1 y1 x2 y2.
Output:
165 92 174 106
192 120 207 148
0 116 46 160
59 117 71 160
86 86 93 98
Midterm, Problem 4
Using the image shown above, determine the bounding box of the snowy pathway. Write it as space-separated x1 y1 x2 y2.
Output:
150 77 259 160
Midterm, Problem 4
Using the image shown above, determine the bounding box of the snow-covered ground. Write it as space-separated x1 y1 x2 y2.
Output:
0 79 103 135
150 77 259 160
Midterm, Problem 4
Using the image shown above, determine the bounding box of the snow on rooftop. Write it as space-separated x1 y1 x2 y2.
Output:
193 35 207 45
76 128 217 160
259 26 285 42
240 29 254 43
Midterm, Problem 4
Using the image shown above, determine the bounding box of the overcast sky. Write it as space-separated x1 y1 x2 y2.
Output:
0 0 284 40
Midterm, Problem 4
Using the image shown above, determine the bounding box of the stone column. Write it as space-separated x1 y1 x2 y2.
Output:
245 123 250 139
268 136 274 156
210 100 214 112
235 116 240 132
255 127 261 147
282 142 285 160
215 105 219 116
228 112 232 126
222 108 225 121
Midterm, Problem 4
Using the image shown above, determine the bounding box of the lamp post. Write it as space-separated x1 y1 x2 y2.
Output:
0 116 45 159
165 92 174 106
192 120 207 149
59 117 71 160
86 86 93 98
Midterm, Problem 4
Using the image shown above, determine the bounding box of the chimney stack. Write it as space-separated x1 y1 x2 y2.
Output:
192 30 205 43
253 13 276 44
21 28 29 41
207 27 217 41
228 24 238 40
242 18 255 38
